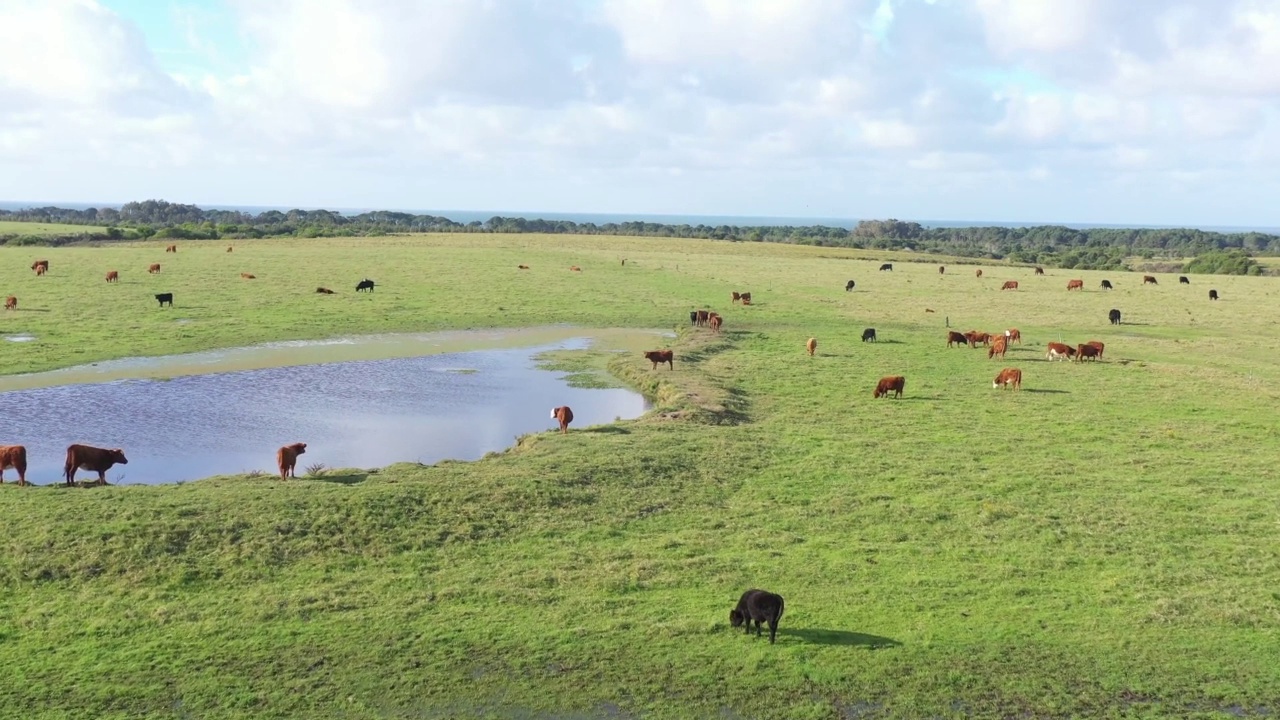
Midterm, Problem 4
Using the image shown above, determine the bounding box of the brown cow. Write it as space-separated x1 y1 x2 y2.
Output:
644 349 674 370
241 273 256 279
1005 328 1021 344
947 330 969 348
993 368 1022 390
105 270 119 282
731 291 741 303
0 445 28 486
695 309 710 327
1084 340 1105 358
550 406 573 434
806 337 817 356
569 265 582 272
1067 279 1084 291
1046 342 1075 361
148 263 161 274
316 287 335 294
1001 281 1018 290
1075 344 1101 362
975 269 983 278
31 260 48 275
1143 275 1158 285
965 331 992 348
873 375 905 399
740 292 752 304
63 444 128 486
227 246 234 252
988 335 1007 359
165 244 177 253
708 314 722 333
518 264 529 269
276 442 307 480
939 266 945 274
1034 267 1045 275
3 296 15 311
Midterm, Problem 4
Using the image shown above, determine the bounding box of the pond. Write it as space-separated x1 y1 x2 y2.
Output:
0 329 660 485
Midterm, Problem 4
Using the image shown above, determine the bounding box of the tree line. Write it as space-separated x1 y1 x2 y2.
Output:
2 200 1275 275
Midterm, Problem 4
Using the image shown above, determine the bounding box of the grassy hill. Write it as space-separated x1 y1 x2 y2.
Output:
2 235 1278 718
0 220 108 237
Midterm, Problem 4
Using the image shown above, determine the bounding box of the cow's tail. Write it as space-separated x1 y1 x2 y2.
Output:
775 596 784 625
63 448 74 484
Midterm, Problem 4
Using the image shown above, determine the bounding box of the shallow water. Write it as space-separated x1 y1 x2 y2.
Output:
0 336 654 485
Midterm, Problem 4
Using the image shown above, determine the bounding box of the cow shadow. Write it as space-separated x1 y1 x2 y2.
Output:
13 308 50 312
1022 388 1070 394
867 339 904 345
898 397 941 402
315 472 369 485
586 426 631 435
779 628 901 649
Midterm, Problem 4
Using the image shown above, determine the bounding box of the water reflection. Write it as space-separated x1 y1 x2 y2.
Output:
0 339 649 485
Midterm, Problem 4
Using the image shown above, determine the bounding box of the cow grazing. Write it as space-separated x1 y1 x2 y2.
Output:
1179 276 1190 284
1034 267 1045 275
276 442 307 480
1109 308 1122 325
1075 344 1101 362
569 265 582 272
988 335 1007 359
1143 275 1158 285
1046 342 1075 361
0 445 28 485
643 349 675 370
845 280 855 291
105 270 119 282
1209 289 1219 301
1005 328 1021 344
155 293 173 307
31 260 48 275
879 263 893 271
227 246 233 252
862 328 877 342
947 331 969 348
1067 279 1084 291
1101 279 1113 290
730 589 785 644
1085 340 1105 358
148 263 161 274
518 264 529 269
806 337 817 356
63 444 128 486
356 279 375 292
689 310 698 326
993 368 1022 390
3 296 15 311
550 406 574 434
874 375 905 399
621 259 626 266
708 313 722 332
731 291 741 304
976 269 983 278
740 292 752 304
965 331 992 348
1001 280 1019 290
696 309 710 327
939 266 945 274
241 273 256 279
316 287 335 294
165 244 177 253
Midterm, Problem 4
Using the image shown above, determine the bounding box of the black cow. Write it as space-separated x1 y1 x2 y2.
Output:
1100 279 1113 290
1179 276 1190 284
879 263 893 271
689 310 698 326
1109 308 1121 325
845 280 855 291
1209 289 1219 301
356 279 375 293
729 589 785 644
861 328 877 342
155 293 173 308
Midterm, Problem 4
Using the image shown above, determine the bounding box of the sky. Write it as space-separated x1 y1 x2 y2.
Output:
1 0 1279 226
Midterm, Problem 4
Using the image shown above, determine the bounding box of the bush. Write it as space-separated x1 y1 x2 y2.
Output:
1184 249 1261 275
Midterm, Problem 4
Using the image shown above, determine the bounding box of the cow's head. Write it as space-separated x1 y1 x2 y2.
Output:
729 609 745 627
291 443 307 455
111 449 129 464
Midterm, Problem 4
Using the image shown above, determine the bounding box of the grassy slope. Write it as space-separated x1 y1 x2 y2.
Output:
2 236 1280 719
0 220 108 236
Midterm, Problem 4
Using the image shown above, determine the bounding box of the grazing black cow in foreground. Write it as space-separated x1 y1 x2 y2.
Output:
1209 289 1219 301
730 589 785 644
356 279 375 293
689 310 698 326
861 328 877 342
1100 279 1113 290
845 280 855 291
1109 308 1121 325
879 263 893 271
155 293 173 308
1179 276 1190 284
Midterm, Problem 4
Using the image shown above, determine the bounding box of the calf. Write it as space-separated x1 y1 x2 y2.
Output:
316 287 335 294
806 337 817 356
643 349 675 370
1109 308 1122 325
988 335 1007 359
105 270 119 282
1066 279 1084 291
947 330 968 348
0 445 28 485
148 263 161 274
879 263 893 271
356 279 375 292
1209 289 1219 301
550 406 573 434
874 375 905 399
689 310 698 326
729 589 785 644
1001 280 1018 290
155 293 173 307
63 444 128 486
1101 279 1113 290
1046 342 1075 361
1005 328 1021 344
1034 267 1044 275
861 328 877 342
845 280 855 291
276 442 307 480
709 314 722 332
1179 276 1190 284
1075 343 1101 362
731 291 741 304
993 368 1022 390
3 296 15 310
1085 340 1105 358
1143 275 1158 285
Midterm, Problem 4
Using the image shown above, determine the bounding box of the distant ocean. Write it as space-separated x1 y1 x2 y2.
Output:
2 200 1276 235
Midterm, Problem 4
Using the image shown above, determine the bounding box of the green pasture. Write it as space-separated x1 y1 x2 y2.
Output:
0 220 107 237
2 236 1279 719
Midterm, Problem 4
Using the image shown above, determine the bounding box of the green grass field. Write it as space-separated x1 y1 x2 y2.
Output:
2 236 1279 719
0 220 108 237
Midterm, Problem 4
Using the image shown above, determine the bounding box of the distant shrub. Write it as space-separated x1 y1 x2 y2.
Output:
1184 249 1262 275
